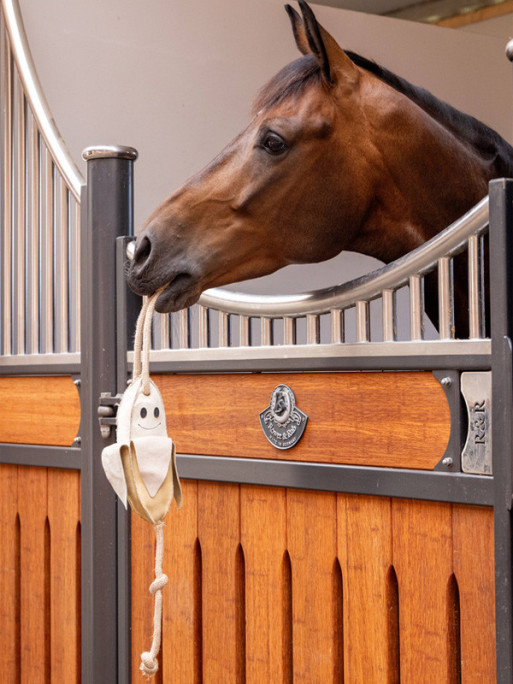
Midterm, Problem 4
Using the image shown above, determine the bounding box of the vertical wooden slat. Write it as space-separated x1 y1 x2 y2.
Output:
198 482 241 682
0 465 19 682
393 499 454 682
287 489 338 682
161 479 200 683
453 505 496 682
339 494 396 682
241 486 287 683
131 513 155 679
19 466 49 683
48 468 80 683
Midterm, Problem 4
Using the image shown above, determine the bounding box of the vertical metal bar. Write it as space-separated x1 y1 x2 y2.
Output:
56 178 69 352
70 197 81 352
27 115 39 353
330 309 344 344
437 256 454 340
14 78 25 354
306 314 320 344
356 300 370 342
198 305 209 348
489 178 513 683
1 27 12 355
261 317 272 346
239 315 250 346
409 275 424 341
382 289 396 342
41 148 54 352
80 145 137 684
179 308 190 348
283 316 296 345
219 311 229 347
468 233 485 339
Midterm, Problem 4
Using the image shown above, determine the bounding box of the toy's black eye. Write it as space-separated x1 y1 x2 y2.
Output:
262 132 288 156
140 407 147 419
154 407 160 418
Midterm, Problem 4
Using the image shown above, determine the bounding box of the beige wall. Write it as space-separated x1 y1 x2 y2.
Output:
18 0 513 291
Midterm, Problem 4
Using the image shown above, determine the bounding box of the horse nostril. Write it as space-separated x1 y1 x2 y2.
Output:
133 236 152 267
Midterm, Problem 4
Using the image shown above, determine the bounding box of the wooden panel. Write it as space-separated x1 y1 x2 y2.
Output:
156 372 450 469
198 482 241 682
0 376 80 446
0 465 19 682
241 485 288 683
393 499 454 682
47 468 81 681
287 489 339 682
162 479 200 683
19 466 48 683
453 505 496 682
339 494 397 682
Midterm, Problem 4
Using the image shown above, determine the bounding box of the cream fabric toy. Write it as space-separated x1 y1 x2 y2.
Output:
102 289 181 678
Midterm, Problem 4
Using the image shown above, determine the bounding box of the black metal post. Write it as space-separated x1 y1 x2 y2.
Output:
489 178 513 683
80 145 137 684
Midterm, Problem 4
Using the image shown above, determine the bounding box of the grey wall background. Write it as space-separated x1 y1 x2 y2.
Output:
18 0 513 294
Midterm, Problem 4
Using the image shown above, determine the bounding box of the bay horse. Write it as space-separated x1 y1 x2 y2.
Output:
128 0 513 336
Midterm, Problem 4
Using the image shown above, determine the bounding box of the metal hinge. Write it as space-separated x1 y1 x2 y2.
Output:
98 392 123 439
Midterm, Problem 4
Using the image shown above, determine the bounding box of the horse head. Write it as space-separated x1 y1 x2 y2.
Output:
128 1 378 312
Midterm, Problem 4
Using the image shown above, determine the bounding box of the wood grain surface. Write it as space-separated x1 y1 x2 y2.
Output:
0 376 80 446
0 465 80 683
131 485 496 683
156 371 451 469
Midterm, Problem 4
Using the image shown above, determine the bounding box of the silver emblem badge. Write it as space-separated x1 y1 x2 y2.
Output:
259 385 308 449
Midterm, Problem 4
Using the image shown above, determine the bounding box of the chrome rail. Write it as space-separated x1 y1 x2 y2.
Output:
0 0 83 359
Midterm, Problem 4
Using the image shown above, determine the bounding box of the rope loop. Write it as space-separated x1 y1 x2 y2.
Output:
149 573 168 595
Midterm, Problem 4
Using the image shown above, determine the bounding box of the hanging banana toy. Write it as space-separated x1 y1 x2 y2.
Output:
101 288 182 679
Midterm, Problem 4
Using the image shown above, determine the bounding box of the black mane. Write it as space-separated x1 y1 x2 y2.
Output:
254 52 513 177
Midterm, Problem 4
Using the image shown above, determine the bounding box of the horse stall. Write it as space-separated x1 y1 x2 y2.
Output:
1 0 513 682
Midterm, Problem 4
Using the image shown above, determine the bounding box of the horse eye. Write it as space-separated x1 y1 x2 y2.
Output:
154 407 160 418
140 407 147 419
262 132 288 156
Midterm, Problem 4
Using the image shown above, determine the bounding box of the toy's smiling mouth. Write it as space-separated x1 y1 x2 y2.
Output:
137 422 162 431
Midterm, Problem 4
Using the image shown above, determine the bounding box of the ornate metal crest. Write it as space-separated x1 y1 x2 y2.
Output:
259 384 308 449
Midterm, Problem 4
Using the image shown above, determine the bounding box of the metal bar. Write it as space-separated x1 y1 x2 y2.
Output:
261 317 272 346
70 197 80 352
198 305 209 348
468 233 486 339
330 308 344 344
356 300 370 342
409 275 424 341
306 314 320 344
283 316 296 345
219 311 229 347
26 115 39 353
382 289 396 342
239 314 250 346
41 148 54 352
437 256 454 340
56 177 69 352
489 179 513 683
1 24 12 355
14 75 25 354
176 453 494 506
80 146 138 684
179 308 189 349
0 442 82 469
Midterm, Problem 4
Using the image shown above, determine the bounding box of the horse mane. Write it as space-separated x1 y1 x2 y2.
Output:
254 52 513 177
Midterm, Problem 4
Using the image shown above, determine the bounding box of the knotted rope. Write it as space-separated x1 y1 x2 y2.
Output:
132 287 169 679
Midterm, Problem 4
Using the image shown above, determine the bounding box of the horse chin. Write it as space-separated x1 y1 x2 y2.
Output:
155 274 201 313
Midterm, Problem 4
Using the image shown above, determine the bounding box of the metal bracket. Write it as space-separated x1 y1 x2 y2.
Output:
433 370 462 472
98 392 123 439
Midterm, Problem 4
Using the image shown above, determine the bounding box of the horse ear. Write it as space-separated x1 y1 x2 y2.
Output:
296 0 358 86
285 5 310 56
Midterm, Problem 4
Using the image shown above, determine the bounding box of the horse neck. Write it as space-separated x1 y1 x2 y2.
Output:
345 85 492 266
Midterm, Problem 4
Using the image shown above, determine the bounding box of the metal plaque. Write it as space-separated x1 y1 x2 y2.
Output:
259 384 308 449
461 371 492 475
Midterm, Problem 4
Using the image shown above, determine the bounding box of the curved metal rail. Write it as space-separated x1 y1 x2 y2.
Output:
199 196 489 318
